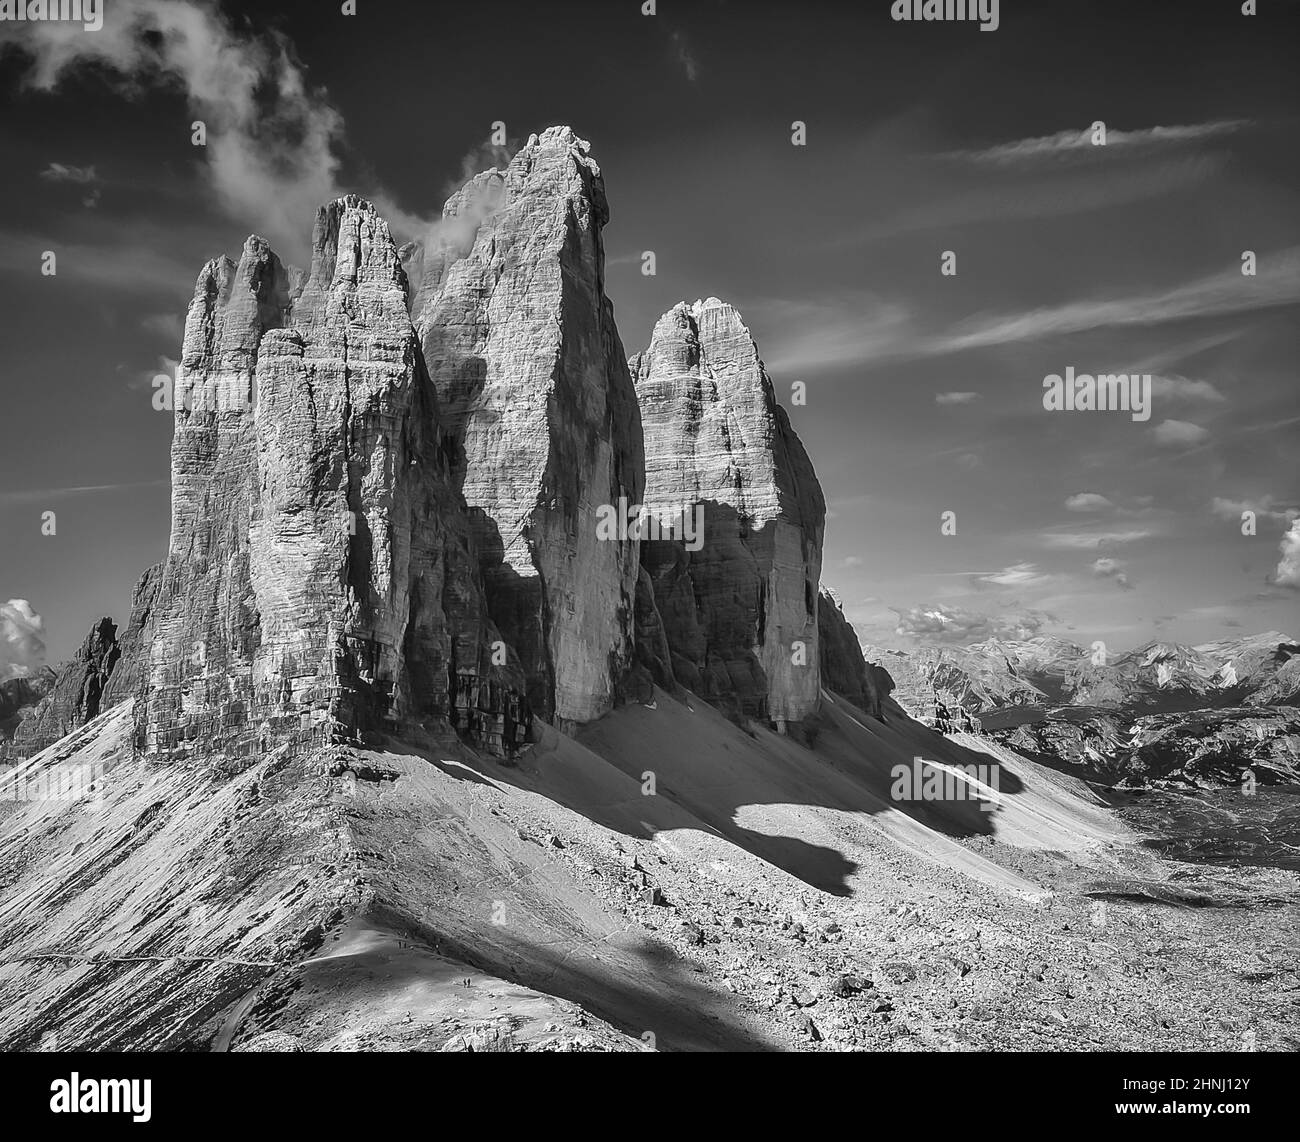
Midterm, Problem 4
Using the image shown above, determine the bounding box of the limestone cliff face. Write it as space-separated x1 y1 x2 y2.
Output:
142 230 289 758
101 564 162 708
8 619 120 757
143 197 530 761
406 127 644 727
0 668 55 741
817 587 892 719
0 568 160 760
631 299 825 728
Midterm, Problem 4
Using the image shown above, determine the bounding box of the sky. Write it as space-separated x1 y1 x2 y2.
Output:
0 0 1297 670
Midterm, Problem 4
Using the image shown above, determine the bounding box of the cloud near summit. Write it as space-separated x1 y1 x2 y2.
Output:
0 599 45 683
0 0 348 259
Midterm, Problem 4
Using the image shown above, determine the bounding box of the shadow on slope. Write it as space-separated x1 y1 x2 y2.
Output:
0 702 786 1052
563 686 1103 897
0 683 1128 1052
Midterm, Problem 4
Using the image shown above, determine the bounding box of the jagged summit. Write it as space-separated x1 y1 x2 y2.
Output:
632 296 826 729
14 140 849 758
405 126 642 727
142 192 534 762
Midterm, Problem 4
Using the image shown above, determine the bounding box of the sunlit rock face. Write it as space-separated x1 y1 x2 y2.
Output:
142 197 530 761
407 127 645 727
631 298 826 730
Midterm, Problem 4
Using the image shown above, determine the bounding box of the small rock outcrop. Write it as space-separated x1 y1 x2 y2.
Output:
0 568 162 761
0 667 56 754
8 619 121 757
407 127 645 728
632 298 825 730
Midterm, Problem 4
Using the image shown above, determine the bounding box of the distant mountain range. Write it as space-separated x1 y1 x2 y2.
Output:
865 632 1300 721
864 633 1300 789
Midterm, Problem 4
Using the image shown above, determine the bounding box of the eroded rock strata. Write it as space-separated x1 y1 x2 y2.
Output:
632 298 826 730
406 127 645 729
21 131 850 763
141 197 531 761
7 619 120 758
817 587 892 720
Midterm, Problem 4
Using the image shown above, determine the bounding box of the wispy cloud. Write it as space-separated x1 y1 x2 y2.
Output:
1152 419 1211 448
754 295 911 373
670 29 699 82
935 391 980 405
1066 493 1114 512
1210 496 1298 526
440 137 519 200
1091 557 1132 590
929 247 1300 356
40 162 98 184
1 0 345 259
1036 527 1157 550
855 155 1226 244
763 250 1300 372
0 480 169 506
0 228 199 295
976 562 1053 588
945 120 1248 165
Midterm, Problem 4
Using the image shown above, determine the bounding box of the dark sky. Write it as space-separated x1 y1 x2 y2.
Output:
1 0 1298 668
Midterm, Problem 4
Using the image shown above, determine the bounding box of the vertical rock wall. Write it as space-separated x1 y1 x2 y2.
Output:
408 127 644 727
632 299 825 729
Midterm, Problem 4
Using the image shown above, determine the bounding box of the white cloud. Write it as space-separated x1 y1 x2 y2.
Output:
1151 374 1225 403
1 0 345 259
1275 519 1300 590
977 562 1052 588
1090 557 1132 590
40 162 98 184
935 391 980 405
1066 493 1114 512
1210 496 1298 526
0 600 45 682
1152 419 1211 448
893 603 1055 644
